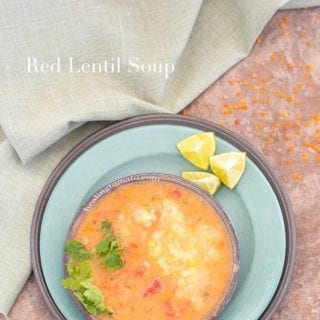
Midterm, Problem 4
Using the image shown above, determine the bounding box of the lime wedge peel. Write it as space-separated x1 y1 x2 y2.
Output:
209 152 246 189
177 132 247 192
182 171 221 195
176 132 216 170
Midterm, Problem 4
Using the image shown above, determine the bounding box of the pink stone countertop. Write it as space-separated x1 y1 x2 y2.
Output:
8 7 320 320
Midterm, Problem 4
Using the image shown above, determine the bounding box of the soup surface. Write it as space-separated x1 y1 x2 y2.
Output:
73 180 234 320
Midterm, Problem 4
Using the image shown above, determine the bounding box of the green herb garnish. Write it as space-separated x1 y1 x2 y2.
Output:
101 220 112 237
102 251 124 271
96 219 125 271
61 220 125 316
61 260 91 291
74 279 113 315
61 260 112 315
65 240 93 261
96 239 112 254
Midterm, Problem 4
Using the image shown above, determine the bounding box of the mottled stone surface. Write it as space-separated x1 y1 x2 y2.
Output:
8 278 53 320
8 7 320 320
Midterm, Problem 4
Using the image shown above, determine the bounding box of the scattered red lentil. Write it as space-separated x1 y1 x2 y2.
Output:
238 101 249 110
264 138 273 145
279 111 289 117
302 152 309 162
304 141 320 153
256 123 264 130
269 132 276 139
284 135 292 141
279 21 287 29
259 86 268 94
295 119 302 127
304 121 311 127
312 114 320 122
251 72 258 79
251 97 258 104
287 95 294 103
220 105 233 116
292 86 301 94
283 121 291 131
303 141 311 148
305 64 313 72
284 159 292 166
292 173 302 181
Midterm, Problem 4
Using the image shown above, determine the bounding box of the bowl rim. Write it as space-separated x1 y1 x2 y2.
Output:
64 173 240 320
31 113 296 320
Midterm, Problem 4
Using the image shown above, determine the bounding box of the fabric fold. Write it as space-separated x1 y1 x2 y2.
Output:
0 122 106 314
1 0 288 163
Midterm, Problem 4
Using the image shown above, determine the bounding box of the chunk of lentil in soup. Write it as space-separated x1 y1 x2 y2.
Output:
75 181 234 320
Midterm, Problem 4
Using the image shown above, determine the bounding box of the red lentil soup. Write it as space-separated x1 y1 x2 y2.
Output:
72 180 235 320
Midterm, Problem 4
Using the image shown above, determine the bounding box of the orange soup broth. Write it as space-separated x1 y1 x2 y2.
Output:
75 181 233 320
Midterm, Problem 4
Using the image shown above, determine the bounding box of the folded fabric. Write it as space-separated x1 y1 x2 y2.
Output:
1 0 290 164
0 122 105 314
0 0 319 315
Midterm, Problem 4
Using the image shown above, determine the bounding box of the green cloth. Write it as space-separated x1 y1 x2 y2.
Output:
0 0 318 315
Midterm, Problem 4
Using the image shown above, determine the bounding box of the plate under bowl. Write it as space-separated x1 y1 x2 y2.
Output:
31 114 295 320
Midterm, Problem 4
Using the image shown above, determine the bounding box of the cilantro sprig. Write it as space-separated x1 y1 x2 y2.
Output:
65 240 93 261
96 220 125 271
61 220 125 316
61 260 112 315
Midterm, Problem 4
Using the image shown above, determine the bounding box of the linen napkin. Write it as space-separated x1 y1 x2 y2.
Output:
0 0 319 315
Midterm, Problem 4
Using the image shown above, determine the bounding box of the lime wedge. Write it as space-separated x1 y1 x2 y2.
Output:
177 132 216 170
182 171 221 195
209 152 246 189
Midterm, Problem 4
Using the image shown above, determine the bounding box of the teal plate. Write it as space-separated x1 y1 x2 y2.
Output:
31 114 295 320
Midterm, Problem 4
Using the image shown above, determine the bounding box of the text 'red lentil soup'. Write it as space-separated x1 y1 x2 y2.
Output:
69 179 236 320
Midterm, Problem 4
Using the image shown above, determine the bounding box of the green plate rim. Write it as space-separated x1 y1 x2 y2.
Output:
31 113 296 320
